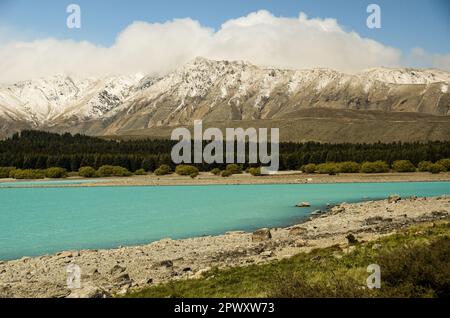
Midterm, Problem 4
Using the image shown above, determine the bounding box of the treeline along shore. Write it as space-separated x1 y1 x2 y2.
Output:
1 130 450 177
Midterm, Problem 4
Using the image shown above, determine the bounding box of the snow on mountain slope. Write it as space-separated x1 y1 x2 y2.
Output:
115 58 449 129
361 67 450 85
0 57 448 138
0 74 143 126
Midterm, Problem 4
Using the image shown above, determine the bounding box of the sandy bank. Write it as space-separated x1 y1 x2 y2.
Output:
1 171 450 188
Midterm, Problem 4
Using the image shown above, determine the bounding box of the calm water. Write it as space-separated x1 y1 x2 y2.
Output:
0 181 449 260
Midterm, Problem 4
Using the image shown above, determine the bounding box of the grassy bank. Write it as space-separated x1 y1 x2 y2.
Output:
125 220 450 298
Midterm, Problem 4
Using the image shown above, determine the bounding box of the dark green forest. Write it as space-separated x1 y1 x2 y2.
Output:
1 130 450 172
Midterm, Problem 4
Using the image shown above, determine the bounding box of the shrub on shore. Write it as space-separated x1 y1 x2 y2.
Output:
0 167 15 178
316 163 339 175
45 167 67 178
428 163 446 174
97 165 131 177
10 169 45 179
226 164 242 174
111 166 132 177
78 166 98 178
418 161 433 172
436 159 450 171
221 170 233 177
154 164 171 176
134 169 147 175
338 162 361 173
360 161 389 173
301 163 317 174
190 171 199 179
97 165 115 177
175 165 199 176
392 160 416 172
210 168 222 176
248 167 262 176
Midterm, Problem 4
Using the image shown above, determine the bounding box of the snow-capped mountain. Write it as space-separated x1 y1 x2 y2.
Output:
0 57 449 138
0 74 144 125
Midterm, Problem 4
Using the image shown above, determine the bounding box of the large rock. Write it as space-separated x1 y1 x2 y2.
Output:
56 250 79 259
66 283 110 298
331 205 346 214
252 228 272 242
289 226 307 236
111 272 132 287
109 264 126 275
388 195 401 203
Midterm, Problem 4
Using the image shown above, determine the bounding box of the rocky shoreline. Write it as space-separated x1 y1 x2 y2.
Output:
0 195 449 298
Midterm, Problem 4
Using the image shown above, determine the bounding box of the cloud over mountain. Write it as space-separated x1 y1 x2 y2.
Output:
0 10 447 83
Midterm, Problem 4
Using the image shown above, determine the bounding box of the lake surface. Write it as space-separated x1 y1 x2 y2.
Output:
0 181 449 260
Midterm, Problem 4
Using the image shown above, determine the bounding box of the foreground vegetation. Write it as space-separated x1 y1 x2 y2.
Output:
125 220 450 298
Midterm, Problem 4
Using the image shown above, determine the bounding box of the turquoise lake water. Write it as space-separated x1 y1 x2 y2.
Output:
0 181 449 260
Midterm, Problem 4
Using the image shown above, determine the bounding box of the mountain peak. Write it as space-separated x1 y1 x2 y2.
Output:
360 67 450 84
0 59 449 139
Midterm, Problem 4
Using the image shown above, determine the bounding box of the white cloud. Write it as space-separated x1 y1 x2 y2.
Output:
406 47 450 70
0 10 446 83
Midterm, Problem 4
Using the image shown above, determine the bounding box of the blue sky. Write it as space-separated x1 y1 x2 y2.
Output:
0 0 449 53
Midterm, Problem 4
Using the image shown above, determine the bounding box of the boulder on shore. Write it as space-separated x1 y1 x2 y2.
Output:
331 205 346 214
66 283 110 298
388 195 401 203
252 228 272 242
289 226 307 236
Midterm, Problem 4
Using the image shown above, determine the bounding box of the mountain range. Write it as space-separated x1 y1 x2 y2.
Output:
0 57 449 142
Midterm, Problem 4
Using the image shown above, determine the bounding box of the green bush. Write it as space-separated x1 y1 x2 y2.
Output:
78 166 98 178
428 163 446 174
175 165 199 176
360 161 389 173
111 166 132 177
45 167 67 178
392 160 416 172
301 163 316 174
338 162 361 173
436 159 450 171
418 161 433 172
316 163 339 175
190 171 199 179
271 272 368 298
97 165 132 177
226 164 242 174
154 164 171 176
248 167 262 176
97 165 115 177
10 169 45 179
210 168 222 175
134 169 147 175
0 167 15 179
377 236 450 298
221 170 233 177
